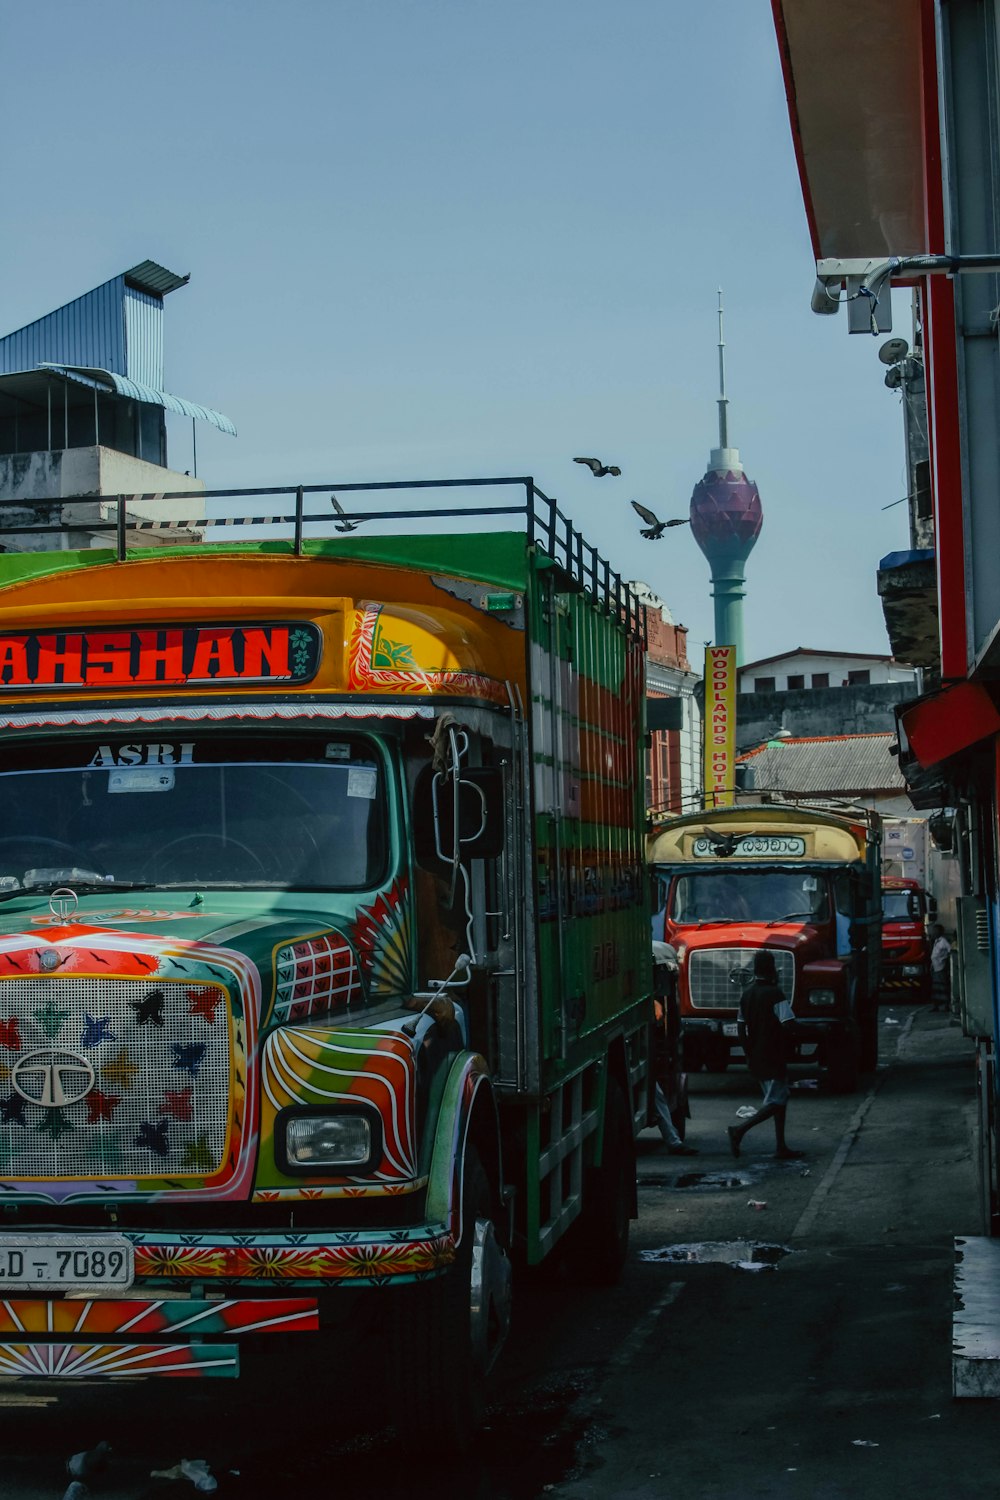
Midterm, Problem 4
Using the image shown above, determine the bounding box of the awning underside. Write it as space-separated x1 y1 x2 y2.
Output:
37 365 236 436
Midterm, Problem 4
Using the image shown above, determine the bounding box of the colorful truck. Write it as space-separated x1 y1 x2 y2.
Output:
647 802 882 1091
0 479 651 1441
880 876 933 999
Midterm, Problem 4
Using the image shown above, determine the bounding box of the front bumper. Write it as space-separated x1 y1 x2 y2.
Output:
0 1221 456 1379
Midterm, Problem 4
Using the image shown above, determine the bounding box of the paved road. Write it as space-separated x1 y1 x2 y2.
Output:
1 1003 989 1498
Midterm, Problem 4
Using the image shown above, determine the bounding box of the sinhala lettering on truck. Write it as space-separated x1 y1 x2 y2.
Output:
0 479 652 1447
647 803 882 1092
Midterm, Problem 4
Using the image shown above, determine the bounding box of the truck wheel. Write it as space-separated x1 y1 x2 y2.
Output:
825 1038 859 1094
563 1079 633 1286
684 1036 704 1073
390 1146 511 1451
706 1039 730 1073
858 1009 879 1073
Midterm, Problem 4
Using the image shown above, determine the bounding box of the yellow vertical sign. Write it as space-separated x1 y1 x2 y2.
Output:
703 645 736 807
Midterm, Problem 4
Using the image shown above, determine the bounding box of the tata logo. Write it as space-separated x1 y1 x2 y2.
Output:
11 1050 96 1108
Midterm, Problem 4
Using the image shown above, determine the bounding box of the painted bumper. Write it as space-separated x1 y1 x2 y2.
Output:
0 1223 456 1379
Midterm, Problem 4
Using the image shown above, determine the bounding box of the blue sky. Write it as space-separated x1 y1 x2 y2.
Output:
1 1 908 665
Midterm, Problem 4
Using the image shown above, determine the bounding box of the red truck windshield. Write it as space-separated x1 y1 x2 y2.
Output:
882 890 924 921
669 870 829 924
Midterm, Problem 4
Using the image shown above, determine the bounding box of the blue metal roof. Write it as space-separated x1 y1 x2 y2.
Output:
0 262 189 389
39 364 236 437
879 548 935 570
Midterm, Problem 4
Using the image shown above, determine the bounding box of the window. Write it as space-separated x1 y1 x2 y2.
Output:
812 672 829 688
787 674 805 690
0 734 388 892
847 669 871 685
754 676 776 692
670 871 829 924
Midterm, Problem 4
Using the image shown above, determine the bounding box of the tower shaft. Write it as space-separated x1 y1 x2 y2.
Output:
710 567 747 666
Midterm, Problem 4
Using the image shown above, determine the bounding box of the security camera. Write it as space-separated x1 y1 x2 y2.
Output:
811 279 841 315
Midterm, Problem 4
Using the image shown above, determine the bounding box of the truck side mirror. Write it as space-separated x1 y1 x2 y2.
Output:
456 768 505 859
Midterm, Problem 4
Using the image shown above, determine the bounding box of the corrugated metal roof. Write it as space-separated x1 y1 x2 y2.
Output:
39 365 236 436
0 263 188 388
123 261 189 298
0 276 127 380
738 734 905 795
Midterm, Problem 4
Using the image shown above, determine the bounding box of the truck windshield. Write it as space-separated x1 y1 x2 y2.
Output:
0 734 387 892
669 870 829 924
882 890 923 920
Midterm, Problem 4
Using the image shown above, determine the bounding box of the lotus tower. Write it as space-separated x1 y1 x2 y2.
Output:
689 293 763 665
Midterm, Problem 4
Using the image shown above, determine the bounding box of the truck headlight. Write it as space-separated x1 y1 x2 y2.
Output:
807 989 836 1007
278 1108 379 1173
902 965 923 977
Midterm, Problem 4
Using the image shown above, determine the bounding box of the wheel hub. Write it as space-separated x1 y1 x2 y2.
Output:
470 1215 512 1376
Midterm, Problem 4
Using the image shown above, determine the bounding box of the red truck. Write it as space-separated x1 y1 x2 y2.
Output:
881 877 933 999
647 803 883 1092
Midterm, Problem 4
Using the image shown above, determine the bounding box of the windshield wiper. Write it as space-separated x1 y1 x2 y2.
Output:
0 880 159 907
765 911 820 928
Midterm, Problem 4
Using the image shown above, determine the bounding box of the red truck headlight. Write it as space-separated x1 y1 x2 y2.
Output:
806 989 836 1007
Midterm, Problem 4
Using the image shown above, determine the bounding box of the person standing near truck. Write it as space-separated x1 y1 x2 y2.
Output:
727 948 805 1161
930 924 953 1012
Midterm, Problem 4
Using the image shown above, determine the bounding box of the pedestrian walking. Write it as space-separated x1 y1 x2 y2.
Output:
929 923 952 1012
654 1081 698 1155
727 948 805 1161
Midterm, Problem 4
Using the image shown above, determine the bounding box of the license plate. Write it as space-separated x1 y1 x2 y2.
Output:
722 1023 740 1037
0 1235 134 1291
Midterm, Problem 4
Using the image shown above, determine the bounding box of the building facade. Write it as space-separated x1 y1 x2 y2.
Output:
636 584 701 818
0 260 235 550
740 649 918 695
772 0 1000 1245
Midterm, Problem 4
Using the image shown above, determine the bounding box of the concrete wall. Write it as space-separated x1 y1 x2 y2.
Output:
0 447 204 551
736 680 919 751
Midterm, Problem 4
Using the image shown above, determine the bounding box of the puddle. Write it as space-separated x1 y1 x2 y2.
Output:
639 1159 808 1192
640 1240 794 1270
640 1171 752 1190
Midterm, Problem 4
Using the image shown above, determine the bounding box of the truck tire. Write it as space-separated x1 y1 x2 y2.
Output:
858 1008 879 1073
563 1079 633 1286
390 1146 510 1451
825 1036 859 1094
706 1039 730 1073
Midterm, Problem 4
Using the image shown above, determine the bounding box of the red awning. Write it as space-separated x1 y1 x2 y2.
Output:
898 681 1000 770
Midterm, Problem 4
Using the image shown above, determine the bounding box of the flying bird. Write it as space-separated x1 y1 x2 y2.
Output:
631 500 691 540
574 457 622 477
331 494 361 532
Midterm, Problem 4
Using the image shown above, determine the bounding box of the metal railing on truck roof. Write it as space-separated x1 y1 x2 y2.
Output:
0 476 646 642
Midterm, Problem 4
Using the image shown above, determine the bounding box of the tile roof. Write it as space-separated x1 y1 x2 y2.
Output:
738 733 906 796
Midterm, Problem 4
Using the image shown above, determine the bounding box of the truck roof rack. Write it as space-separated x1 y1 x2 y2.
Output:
0 476 645 641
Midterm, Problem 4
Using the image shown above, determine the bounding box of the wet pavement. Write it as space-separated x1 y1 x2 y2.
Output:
2 1005 992 1498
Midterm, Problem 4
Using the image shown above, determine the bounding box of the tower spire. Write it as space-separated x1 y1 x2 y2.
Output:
717 287 729 450
708 287 743 477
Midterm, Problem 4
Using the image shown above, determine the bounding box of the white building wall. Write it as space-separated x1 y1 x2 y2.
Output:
0 446 204 551
739 651 917 693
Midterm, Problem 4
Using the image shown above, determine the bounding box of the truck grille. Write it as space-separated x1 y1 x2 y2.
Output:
688 948 795 1010
0 978 230 1180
